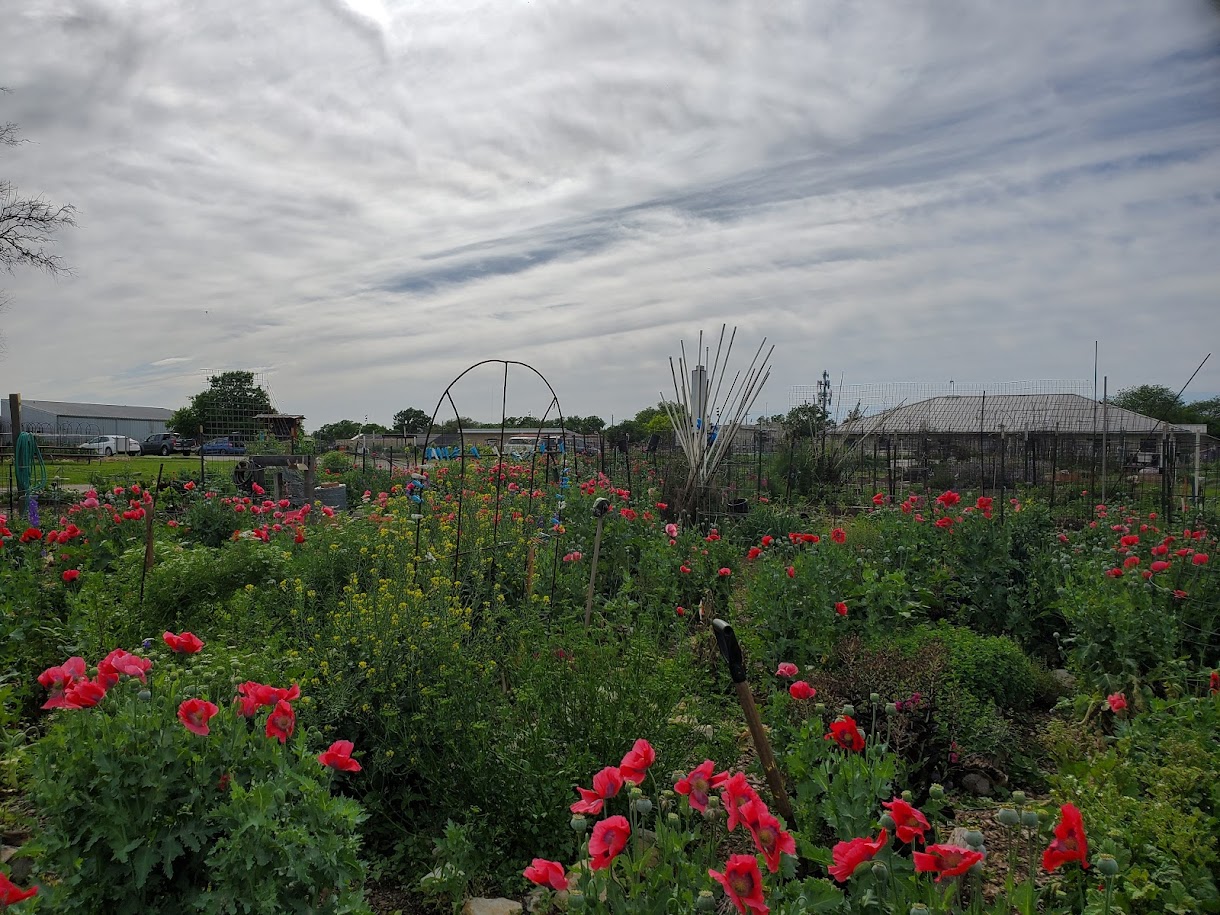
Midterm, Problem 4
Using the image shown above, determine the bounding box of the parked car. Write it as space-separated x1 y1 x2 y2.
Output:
142 432 194 456
78 435 142 457
196 437 246 456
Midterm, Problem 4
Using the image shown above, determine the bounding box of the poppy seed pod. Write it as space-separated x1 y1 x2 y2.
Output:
568 891 587 911
910 906 930 915
880 814 896 830
929 784 944 799
997 808 1020 828
137 689 152 701
965 830 984 848
1021 810 1041 829
871 862 888 879
870 693 881 706
841 704 856 717
633 797 653 816
814 703 827 716
667 812 680 827
902 790 914 803
696 891 717 911
1010 790 1027 805
1097 854 1120 876
570 814 588 834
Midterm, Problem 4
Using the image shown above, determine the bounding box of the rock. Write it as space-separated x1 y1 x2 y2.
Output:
1050 669 1076 692
463 899 523 915
961 773 993 797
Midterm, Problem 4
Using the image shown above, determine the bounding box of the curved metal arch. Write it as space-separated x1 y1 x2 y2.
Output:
415 359 569 607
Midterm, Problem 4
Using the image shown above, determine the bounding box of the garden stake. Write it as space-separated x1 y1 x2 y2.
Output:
711 618 796 827
583 497 611 629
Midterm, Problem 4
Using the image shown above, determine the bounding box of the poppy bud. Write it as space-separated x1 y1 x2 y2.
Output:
870 693 881 706
880 814 896 830
570 814 588 834
1010 790 1026 805
965 830 984 848
929 784 944 799
871 861 888 879
1021 810 1040 829
697 890 717 911
814 703 827 716
997 808 1020 828
1097 854 1120 876
633 797 653 816
569 891 587 911
910 907 930 915
902 790 914 803
137 689 152 701
629 786 643 800
667 812 680 826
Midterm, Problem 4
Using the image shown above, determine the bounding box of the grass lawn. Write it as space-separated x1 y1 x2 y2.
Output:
2 454 208 488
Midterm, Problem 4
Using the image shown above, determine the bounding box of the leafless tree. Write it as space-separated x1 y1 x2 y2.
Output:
2 118 76 279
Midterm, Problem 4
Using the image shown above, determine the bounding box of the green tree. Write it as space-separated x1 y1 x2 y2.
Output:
566 415 606 435
1186 395 1220 438
1110 384 1190 423
782 402 829 440
169 371 273 439
392 407 430 434
314 419 363 442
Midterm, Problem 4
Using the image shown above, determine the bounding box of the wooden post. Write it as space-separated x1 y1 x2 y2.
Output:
583 513 607 630
8 394 23 517
712 620 796 826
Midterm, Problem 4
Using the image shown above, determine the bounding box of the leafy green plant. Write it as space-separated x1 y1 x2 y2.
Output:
27 642 370 914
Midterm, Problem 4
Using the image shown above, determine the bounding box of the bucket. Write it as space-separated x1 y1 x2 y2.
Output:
315 483 347 511
727 498 749 514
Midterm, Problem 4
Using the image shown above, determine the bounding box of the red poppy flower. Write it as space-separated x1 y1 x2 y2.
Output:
0 872 37 905
178 698 220 736
97 649 153 687
1042 803 1089 872
914 844 984 882
265 698 296 743
935 516 953 529
786 566 795 578
1210 671 1219 695
882 797 930 844
788 681 816 700
1123 555 1140 568
1193 553 1209 565
709 853 769 914
680 564 692 574
523 858 567 891
61 569 80 583
827 716 865 752
761 535 774 546
1104 568 1123 578
873 493 886 506
19 527 42 543
828 829 888 882
1150 561 1170 573
618 739 656 784
718 567 732 577
571 765 624 814
163 631 205 653
976 496 993 511
834 601 848 617
935 491 961 507
235 681 299 716
1106 692 1127 713
740 798 796 873
64 678 108 709
318 739 362 772
38 656 87 709
721 771 761 831
830 527 846 544
775 662 798 678
588 815 630 871
747 547 762 561
674 760 729 813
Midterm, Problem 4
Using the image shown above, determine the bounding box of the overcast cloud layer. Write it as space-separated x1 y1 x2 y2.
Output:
3 1 1219 425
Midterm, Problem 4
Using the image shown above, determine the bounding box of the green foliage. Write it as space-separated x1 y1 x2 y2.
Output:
1048 693 1220 914
392 408 431 434
320 450 355 475
315 420 364 443
27 648 369 914
170 371 274 439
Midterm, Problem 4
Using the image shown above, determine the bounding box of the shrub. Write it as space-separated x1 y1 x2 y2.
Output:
27 642 370 914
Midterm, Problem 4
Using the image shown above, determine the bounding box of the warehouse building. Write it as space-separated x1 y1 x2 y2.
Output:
1 398 174 443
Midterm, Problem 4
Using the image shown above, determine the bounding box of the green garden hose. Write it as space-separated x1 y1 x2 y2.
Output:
14 431 47 497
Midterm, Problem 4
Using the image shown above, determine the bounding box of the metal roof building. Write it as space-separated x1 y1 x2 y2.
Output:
1 399 174 441
839 393 1205 437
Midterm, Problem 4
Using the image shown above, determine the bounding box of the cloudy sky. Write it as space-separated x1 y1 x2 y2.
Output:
3 0 1219 427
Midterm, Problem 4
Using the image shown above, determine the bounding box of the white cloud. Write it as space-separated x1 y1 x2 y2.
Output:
3 0 1219 425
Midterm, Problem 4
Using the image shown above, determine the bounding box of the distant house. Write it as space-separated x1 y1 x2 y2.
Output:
1 398 173 442
255 413 306 441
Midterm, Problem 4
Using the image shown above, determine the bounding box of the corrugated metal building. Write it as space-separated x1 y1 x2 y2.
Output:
1 399 174 441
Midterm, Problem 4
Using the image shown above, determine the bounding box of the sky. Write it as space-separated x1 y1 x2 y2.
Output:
3 0 1219 429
